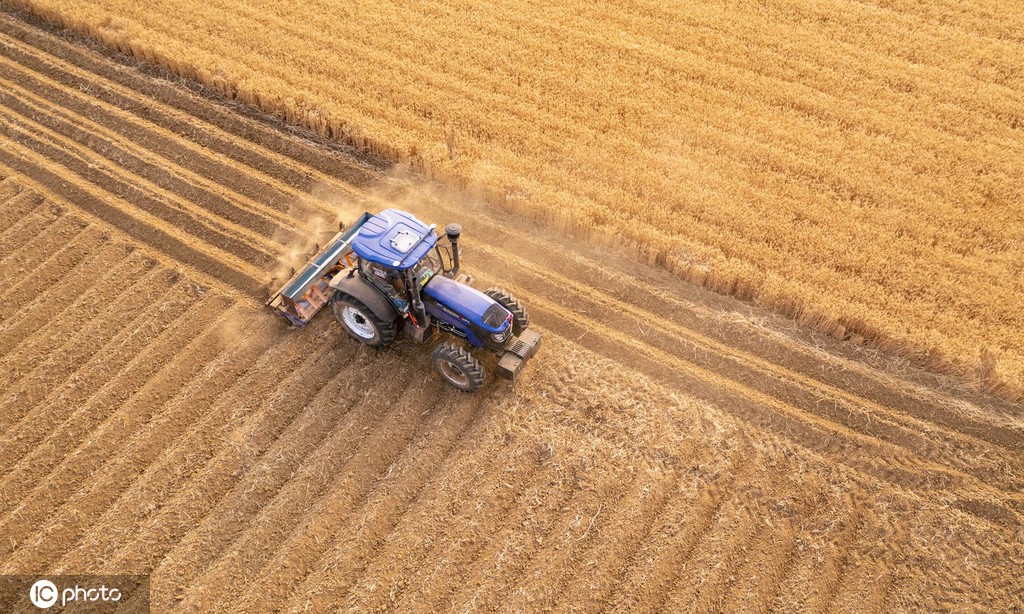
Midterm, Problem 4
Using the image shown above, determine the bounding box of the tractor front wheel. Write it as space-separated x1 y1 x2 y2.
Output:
485 288 529 335
331 293 397 348
432 342 485 392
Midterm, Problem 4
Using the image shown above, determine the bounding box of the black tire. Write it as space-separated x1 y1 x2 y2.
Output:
484 288 529 335
331 292 397 348
431 342 485 392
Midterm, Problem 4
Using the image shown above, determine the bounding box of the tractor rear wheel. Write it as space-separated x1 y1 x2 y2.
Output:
331 292 397 348
484 288 529 335
432 342 485 392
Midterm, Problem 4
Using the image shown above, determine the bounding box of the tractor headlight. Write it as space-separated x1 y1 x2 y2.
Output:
492 328 510 343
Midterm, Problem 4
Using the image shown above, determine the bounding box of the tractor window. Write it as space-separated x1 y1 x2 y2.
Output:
361 260 404 301
413 249 442 286
435 245 454 274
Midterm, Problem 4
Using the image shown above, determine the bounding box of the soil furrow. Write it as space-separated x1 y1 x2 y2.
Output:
0 294 222 527
53 317 309 572
174 365 449 612
500 470 659 613
137 335 368 604
0 207 85 293
16 316 269 571
438 478 580 613
0 251 157 434
0 103 276 269
473 246 1024 464
0 45 309 229
0 214 96 324
337 446 544 612
0 181 43 239
0 302 235 570
607 442 752 613
232 387 483 613
153 350 403 607
771 496 862 612
0 20 380 198
717 520 801 614
0 62 301 245
0 174 19 200
548 467 695 614
0 272 195 477
0 131 265 295
0 232 125 361
103 329 357 580
99 347 385 585
659 514 763 613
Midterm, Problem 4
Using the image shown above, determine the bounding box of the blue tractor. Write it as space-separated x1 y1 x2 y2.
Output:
267 209 541 391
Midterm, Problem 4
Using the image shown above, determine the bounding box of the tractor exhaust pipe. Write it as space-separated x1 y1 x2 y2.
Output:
445 223 462 277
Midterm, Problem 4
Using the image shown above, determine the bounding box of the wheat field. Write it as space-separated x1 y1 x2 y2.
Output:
11 0 1024 397
0 8 1022 611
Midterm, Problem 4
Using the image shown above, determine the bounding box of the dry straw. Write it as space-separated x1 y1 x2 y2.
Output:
8 0 1023 400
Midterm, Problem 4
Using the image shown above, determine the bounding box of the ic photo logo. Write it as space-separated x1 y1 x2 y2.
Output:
0 574 148 612
28 579 57 608
28 578 122 609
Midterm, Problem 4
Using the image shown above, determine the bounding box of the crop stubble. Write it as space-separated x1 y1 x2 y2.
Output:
0 12 1021 612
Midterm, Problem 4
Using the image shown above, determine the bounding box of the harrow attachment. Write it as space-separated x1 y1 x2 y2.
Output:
267 212 372 326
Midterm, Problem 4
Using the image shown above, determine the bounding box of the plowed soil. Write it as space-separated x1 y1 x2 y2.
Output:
0 10 1021 613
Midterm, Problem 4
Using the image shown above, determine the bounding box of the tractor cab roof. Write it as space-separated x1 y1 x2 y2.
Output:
351 208 438 271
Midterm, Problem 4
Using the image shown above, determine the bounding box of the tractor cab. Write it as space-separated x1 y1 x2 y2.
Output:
350 209 441 275
349 209 444 313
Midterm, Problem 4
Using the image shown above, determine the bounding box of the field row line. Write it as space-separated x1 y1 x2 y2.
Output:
0 140 265 298
0 94 278 266
470 242 1022 464
0 23 377 209
495 280 1021 523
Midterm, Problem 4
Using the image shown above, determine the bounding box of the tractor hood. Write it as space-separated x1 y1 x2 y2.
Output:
423 276 511 332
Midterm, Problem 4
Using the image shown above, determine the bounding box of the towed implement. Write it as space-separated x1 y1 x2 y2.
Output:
267 209 540 391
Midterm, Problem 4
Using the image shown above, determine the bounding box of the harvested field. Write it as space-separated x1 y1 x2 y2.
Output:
0 9 1022 613
7 0 1024 399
